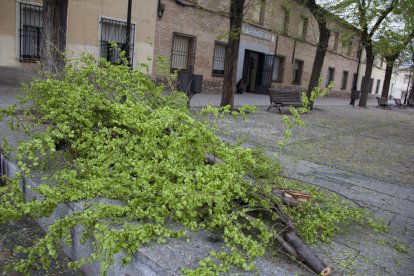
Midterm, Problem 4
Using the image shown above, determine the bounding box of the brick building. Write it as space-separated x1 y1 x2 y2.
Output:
153 0 387 96
0 0 157 85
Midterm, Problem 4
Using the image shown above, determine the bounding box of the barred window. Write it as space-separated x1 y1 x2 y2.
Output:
212 42 226 76
100 18 135 65
19 3 43 62
171 33 196 71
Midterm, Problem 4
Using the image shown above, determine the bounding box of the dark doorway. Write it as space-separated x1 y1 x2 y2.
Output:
242 50 274 94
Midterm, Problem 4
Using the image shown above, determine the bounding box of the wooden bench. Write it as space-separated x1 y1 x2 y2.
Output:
394 98 406 109
376 97 392 109
267 89 303 114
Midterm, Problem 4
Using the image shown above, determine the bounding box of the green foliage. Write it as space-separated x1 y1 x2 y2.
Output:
246 153 388 245
0 55 384 275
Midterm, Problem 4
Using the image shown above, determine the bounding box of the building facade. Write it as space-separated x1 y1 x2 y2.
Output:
0 0 387 96
0 0 158 85
153 0 387 96
389 67 413 100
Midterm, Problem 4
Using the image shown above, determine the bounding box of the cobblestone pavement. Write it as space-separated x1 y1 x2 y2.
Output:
206 105 414 274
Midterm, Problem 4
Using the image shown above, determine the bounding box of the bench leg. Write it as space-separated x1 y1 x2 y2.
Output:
277 105 282 114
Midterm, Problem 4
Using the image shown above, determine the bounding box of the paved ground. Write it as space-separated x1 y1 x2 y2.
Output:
189 91 381 107
1 86 414 275
191 93 414 274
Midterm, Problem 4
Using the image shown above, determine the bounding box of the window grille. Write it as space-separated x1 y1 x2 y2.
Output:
19 3 43 62
171 33 196 72
100 18 135 65
212 42 226 76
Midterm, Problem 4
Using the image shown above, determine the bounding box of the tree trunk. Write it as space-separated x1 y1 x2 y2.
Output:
381 57 396 99
41 0 68 73
220 0 245 108
358 44 374 107
306 20 330 103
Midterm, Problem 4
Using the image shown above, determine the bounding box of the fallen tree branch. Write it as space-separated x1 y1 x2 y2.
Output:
205 153 331 275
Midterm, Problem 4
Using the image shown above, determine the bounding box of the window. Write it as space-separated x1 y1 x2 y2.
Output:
298 17 308 40
249 0 266 25
333 32 339 51
281 6 290 34
171 33 196 72
347 41 353 56
292 59 303 85
100 18 135 65
212 42 226 76
327 67 335 87
369 78 374 93
375 79 381 94
19 3 43 62
341 71 348 90
352 73 357 89
259 0 266 25
272 55 285 82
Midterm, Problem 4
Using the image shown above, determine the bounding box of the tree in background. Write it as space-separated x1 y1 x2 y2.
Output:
379 33 414 99
40 0 68 73
321 0 399 107
377 0 414 99
221 0 247 108
297 0 331 106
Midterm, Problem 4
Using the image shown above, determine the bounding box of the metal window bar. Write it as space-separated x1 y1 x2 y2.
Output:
19 3 43 62
212 43 226 75
171 34 195 72
100 18 135 65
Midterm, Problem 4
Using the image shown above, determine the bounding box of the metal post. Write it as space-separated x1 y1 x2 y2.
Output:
125 0 132 67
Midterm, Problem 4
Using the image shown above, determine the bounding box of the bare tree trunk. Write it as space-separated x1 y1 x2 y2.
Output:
381 56 397 99
41 0 68 73
358 44 374 107
307 21 330 104
221 0 245 108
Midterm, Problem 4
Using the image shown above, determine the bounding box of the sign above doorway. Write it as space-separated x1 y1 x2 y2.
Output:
242 24 276 42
